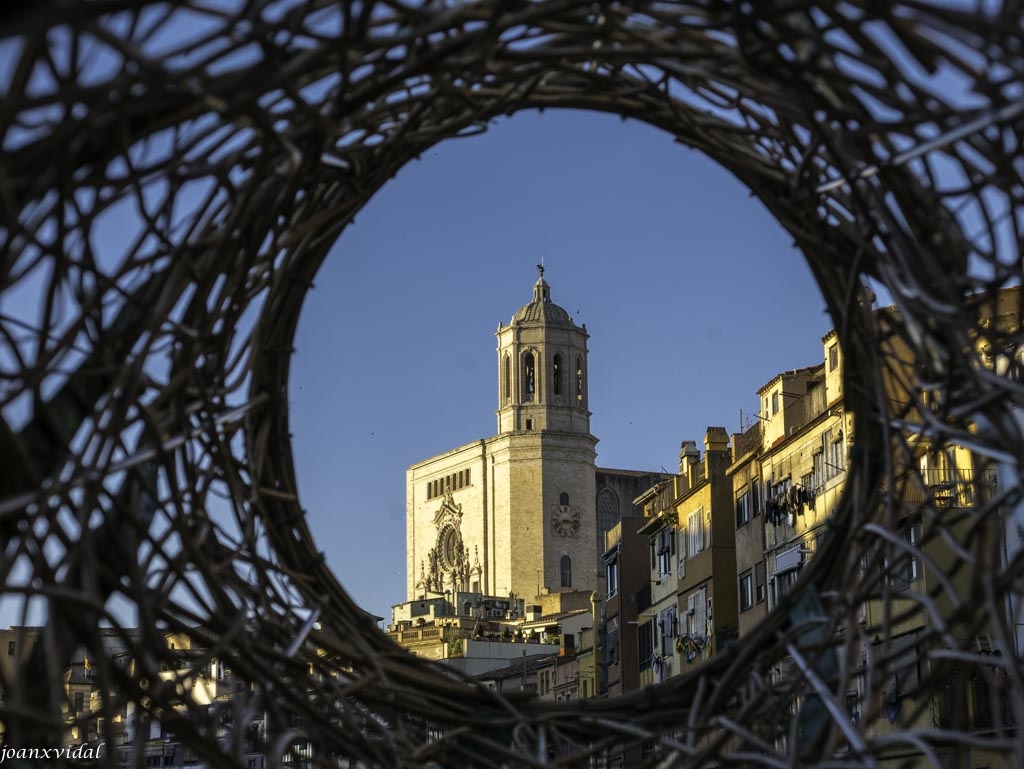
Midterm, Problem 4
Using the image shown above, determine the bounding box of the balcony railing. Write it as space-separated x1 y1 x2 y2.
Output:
895 468 999 508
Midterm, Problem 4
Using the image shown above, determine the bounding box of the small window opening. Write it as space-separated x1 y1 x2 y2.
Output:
503 354 511 402
575 356 584 402
523 352 536 399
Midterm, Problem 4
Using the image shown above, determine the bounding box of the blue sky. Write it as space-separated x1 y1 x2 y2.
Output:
289 109 831 623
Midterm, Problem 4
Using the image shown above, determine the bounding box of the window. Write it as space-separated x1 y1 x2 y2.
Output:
638 621 654 669
824 430 845 480
829 343 839 371
659 607 676 654
684 587 708 639
502 354 511 402
831 432 845 476
525 418 533 430
553 353 563 396
678 529 686 578
739 571 754 612
465 468 470 485
813 451 824 489
606 627 620 666
559 492 570 506
523 352 535 399
7 641 14 656
73 691 84 713
597 488 619 546
846 691 861 723
687 509 704 555
657 528 674 576
560 556 572 588
705 507 712 550
772 391 779 414
606 558 619 597
891 522 923 588
575 356 583 402
888 631 922 703
755 561 766 603
773 569 801 604
736 491 751 527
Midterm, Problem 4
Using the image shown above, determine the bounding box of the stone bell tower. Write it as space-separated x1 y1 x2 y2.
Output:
406 267 598 605
490 267 598 599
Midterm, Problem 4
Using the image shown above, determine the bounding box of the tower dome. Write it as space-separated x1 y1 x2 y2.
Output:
511 272 574 327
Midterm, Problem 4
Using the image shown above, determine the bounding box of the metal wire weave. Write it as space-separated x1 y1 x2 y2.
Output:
1 1 1023 766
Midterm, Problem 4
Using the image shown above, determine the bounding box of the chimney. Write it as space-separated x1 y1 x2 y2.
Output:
704 426 731 475
679 440 700 475
705 426 729 453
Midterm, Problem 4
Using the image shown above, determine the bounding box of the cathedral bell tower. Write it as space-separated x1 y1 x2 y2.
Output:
496 266 591 436
405 267 597 607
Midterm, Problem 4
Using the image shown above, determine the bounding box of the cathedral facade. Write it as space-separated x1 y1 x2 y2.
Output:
406 271 598 602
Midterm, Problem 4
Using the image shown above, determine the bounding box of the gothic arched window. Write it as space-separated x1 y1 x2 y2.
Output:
576 356 584 402
502 354 511 402
597 488 619 546
523 352 535 399
560 556 572 588
553 353 563 396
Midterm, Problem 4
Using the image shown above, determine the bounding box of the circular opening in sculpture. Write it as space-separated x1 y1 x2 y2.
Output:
289 110 837 647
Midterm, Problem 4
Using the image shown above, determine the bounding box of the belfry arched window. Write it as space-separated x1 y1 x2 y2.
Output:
576 356 584 402
502 354 511 403
597 488 619 547
559 492 570 506
553 353 563 397
523 352 535 400
560 556 572 588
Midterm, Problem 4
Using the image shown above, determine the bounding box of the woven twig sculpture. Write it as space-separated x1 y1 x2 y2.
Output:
1 1 1023 767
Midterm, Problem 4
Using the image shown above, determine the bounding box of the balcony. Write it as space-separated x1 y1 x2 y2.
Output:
895 468 999 509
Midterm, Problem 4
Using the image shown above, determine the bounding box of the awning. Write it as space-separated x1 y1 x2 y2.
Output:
774 546 803 575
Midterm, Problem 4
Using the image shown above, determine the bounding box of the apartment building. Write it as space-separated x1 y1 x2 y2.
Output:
634 479 678 687
671 429 738 673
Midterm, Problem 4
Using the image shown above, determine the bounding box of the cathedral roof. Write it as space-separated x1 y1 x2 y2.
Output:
511 271 575 327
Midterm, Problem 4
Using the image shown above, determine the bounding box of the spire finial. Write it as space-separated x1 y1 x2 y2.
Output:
532 261 550 303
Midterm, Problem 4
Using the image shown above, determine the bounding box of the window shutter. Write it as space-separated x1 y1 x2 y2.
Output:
694 590 707 640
